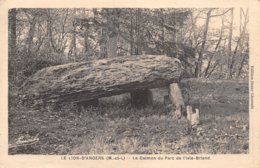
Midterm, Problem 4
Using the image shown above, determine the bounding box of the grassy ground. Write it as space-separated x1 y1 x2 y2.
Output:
8 79 249 154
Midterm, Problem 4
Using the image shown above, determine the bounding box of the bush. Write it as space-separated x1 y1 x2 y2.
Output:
9 51 66 87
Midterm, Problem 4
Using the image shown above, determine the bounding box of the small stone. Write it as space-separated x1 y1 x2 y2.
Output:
186 105 192 121
191 109 199 126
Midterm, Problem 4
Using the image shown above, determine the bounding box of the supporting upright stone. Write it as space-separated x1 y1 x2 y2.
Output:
169 83 185 118
191 108 200 126
186 105 192 121
131 90 153 108
186 105 200 126
147 90 153 106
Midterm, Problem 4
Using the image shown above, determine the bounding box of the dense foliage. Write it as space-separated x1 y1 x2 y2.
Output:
8 8 249 86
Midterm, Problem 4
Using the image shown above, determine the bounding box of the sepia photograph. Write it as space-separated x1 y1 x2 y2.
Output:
7 8 249 155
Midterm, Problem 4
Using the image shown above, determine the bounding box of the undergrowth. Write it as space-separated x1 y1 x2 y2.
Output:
8 79 249 154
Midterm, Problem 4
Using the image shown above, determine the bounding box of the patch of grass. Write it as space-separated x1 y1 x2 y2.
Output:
8 79 249 154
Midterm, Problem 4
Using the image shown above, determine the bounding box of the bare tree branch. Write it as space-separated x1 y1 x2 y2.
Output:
210 9 232 17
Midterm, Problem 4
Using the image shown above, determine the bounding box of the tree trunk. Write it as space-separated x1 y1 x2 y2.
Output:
8 9 17 81
56 9 68 53
237 51 248 77
204 17 224 77
68 9 77 62
106 9 120 58
236 9 248 78
46 9 54 54
26 16 37 55
99 27 107 58
230 21 247 78
130 10 134 55
8 9 17 57
19 55 183 106
160 9 165 55
107 34 118 57
194 9 212 78
228 8 234 78
134 9 142 55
